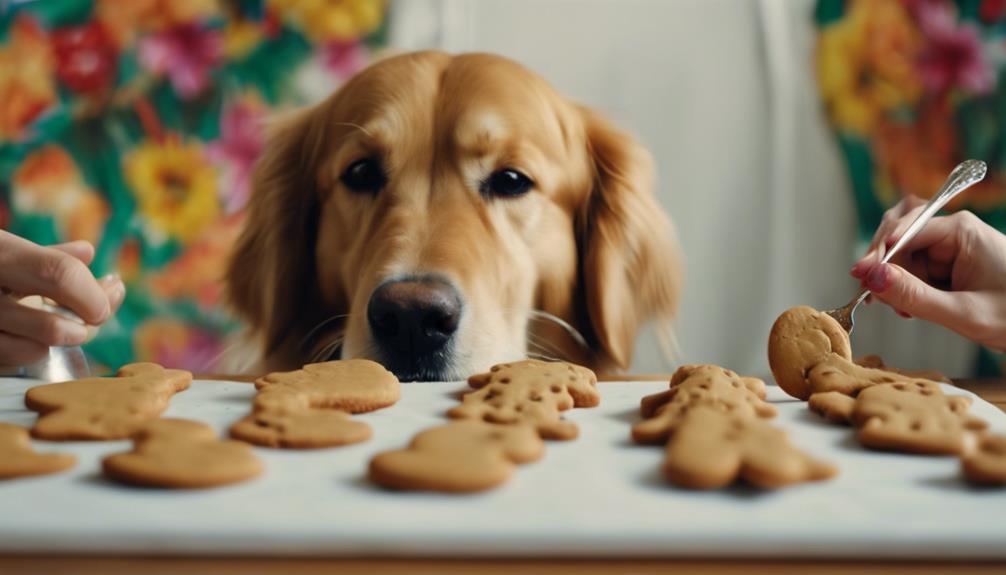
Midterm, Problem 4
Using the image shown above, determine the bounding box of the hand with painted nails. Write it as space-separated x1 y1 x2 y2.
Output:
851 195 1006 351
0 230 126 367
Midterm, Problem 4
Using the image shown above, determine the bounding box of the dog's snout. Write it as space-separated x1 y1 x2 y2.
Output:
367 278 462 358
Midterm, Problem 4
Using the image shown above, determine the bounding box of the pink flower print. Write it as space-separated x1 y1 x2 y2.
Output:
321 40 369 81
207 98 265 213
138 24 223 99
912 0 995 95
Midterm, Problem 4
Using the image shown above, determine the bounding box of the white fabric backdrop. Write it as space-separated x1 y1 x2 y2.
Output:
387 0 979 378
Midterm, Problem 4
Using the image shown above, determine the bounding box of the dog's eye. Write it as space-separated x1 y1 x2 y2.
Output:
482 168 533 198
340 158 387 193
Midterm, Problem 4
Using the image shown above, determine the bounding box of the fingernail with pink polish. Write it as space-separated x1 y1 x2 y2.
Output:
850 261 868 278
866 263 891 293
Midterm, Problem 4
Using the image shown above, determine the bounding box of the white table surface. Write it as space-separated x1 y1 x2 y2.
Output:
0 376 1004 559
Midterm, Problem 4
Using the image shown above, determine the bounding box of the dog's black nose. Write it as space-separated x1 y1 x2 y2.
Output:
367 278 462 362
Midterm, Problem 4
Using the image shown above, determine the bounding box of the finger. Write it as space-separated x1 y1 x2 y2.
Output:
858 213 962 279
883 204 927 251
0 235 110 324
49 241 95 265
99 274 126 315
0 331 48 367
852 249 885 279
0 297 89 346
867 262 966 328
899 194 927 213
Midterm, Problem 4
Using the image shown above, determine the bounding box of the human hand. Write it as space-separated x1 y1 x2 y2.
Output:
0 230 125 366
851 196 1006 351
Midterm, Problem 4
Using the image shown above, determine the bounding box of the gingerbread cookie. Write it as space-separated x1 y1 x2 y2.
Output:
368 420 545 493
663 406 836 489
806 356 913 397
632 365 776 444
103 419 262 488
447 360 600 440
852 381 986 455
807 391 856 424
230 409 372 449
25 363 192 440
855 355 951 384
253 360 400 414
0 423 75 479
768 306 853 400
230 359 399 449
962 434 1006 486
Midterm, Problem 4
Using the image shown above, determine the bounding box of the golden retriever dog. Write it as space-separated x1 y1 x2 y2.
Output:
226 51 682 381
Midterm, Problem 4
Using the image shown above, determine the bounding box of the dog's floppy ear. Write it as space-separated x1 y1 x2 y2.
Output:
577 107 683 370
226 104 329 359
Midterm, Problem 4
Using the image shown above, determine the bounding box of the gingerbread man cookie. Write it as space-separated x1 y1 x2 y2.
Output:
448 360 600 440
853 381 987 455
25 363 192 440
768 306 953 400
663 406 837 489
632 365 776 444
767 306 853 400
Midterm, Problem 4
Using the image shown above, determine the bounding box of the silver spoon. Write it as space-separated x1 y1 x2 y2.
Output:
824 159 988 333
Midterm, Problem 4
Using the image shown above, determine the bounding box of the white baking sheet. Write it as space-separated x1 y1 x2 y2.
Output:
0 376 1004 559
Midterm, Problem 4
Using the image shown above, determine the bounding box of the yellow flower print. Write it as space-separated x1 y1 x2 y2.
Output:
224 19 265 59
125 138 220 244
817 0 923 136
270 0 386 43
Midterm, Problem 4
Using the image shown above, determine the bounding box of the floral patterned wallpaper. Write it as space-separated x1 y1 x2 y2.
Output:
0 0 388 371
816 0 1006 238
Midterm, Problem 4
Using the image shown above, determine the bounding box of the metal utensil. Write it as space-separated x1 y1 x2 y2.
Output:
0 300 90 382
824 159 988 333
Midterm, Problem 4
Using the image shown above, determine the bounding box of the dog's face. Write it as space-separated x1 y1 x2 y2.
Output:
228 51 681 380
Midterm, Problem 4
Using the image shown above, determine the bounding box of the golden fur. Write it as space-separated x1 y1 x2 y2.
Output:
226 51 682 378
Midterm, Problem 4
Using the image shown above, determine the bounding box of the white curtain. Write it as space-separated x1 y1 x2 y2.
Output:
387 0 979 378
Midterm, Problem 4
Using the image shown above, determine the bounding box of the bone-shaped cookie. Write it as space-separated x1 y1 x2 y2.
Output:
368 420 545 493
663 406 837 489
0 423 75 479
103 418 263 488
25 363 192 440
447 359 600 440
632 364 777 444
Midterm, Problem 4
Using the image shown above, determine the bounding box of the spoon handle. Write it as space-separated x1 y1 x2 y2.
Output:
882 159 987 265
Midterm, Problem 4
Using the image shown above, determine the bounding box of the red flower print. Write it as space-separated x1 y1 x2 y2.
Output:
50 21 118 95
980 0 1006 23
